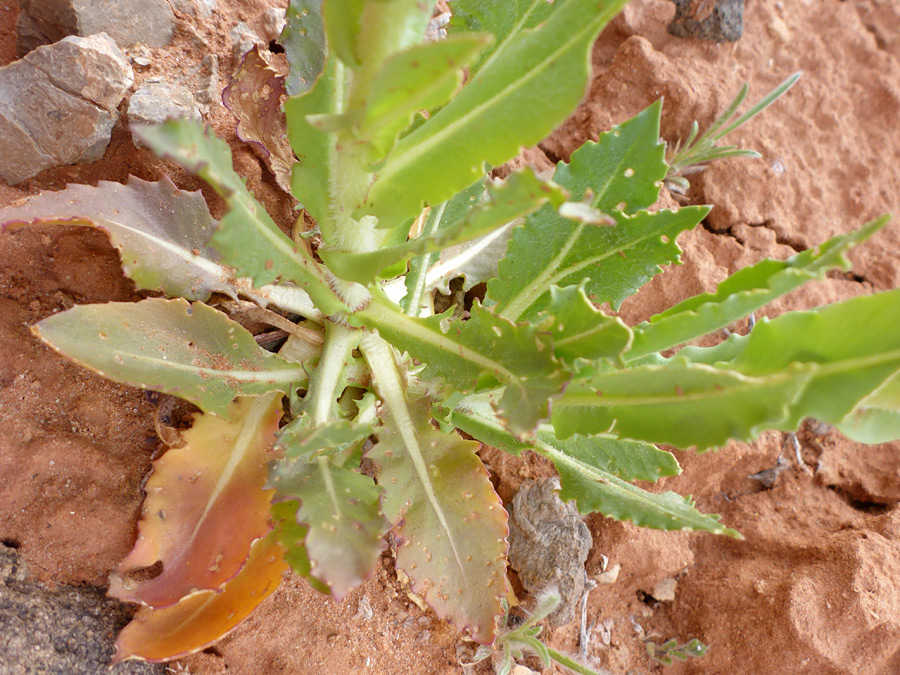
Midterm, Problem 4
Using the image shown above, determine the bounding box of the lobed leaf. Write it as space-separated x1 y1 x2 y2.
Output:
360 0 630 230
270 500 330 594
627 216 890 360
353 297 568 434
321 169 568 283
370 396 508 643
282 0 326 95
551 358 810 449
490 206 709 323
535 435 739 537
33 298 307 417
112 534 287 663
0 177 227 302
268 455 388 599
223 47 295 193
542 285 633 366
275 413 375 458
134 121 348 314
109 393 282 607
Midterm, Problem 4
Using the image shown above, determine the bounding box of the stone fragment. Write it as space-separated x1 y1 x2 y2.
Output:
230 21 265 62
0 33 133 185
16 0 175 54
167 0 217 18
128 81 201 131
667 0 744 43
507 477 593 626
262 7 287 43
652 577 678 602
0 545 164 675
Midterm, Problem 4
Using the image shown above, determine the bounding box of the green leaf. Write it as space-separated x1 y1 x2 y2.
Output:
268 455 388 599
322 0 363 67
627 216 890 360
321 169 567 283
534 429 680 483
551 358 810 449
271 500 330 594
134 121 348 315
448 0 555 76
360 35 492 157
723 289 900 429
837 407 900 444
286 58 342 229
353 297 568 434
534 435 739 537
490 206 709 323
276 413 375 459
282 0 326 95
370 395 508 643
0 177 226 302
543 285 633 366
360 0 629 230
32 299 307 417
446 391 533 456
555 100 667 214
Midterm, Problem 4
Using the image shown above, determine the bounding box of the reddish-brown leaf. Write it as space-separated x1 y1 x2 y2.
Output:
112 534 287 663
109 393 282 607
223 46 294 193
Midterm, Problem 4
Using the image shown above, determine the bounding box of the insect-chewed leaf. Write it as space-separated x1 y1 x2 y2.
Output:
534 434 739 537
552 358 810 450
490 205 709 323
224 46 294 193
282 0 326 95
275 413 375 458
112 534 287 663
353 297 568 434
627 216 891 360
0 177 233 302
321 169 568 284
134 120 348 315
543 285 633 366
359 35 492 158
371 397 508 643
268 455 388 599
33 298 306 418
360 0 629 231
448 0 555 75
108 393 282 607
487 101 691 322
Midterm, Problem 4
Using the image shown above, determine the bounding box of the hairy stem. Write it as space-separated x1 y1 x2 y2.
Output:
306 321 359 426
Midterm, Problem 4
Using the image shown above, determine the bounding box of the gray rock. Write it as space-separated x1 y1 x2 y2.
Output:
230 21 265 62
261 7 286 43
507 477 593 626
0 546 164 674
667 0 745 43
0 33 133 185
128 80 201 132
167 0 217 18
16 0 175 54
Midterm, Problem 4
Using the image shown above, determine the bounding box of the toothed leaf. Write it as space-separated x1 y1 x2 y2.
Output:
33 299 306 417
112 534 287 663
108 393 282 607
134 120 347 314
543 285 633 366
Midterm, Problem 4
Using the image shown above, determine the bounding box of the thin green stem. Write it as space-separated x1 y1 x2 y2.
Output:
401 201 447 316
545 647 608 675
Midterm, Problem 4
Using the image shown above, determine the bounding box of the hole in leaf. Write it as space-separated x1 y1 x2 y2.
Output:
125 560 164 582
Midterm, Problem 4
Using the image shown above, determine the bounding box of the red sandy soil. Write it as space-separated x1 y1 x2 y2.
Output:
2 0 900 673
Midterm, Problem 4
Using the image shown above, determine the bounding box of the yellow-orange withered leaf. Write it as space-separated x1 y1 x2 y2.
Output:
112 534 287 663
109 392 282 607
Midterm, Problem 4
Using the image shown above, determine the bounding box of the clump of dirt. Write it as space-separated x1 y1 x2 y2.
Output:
2 0 900 673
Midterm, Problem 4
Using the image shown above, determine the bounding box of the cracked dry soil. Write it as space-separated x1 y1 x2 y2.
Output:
2 0 900 673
